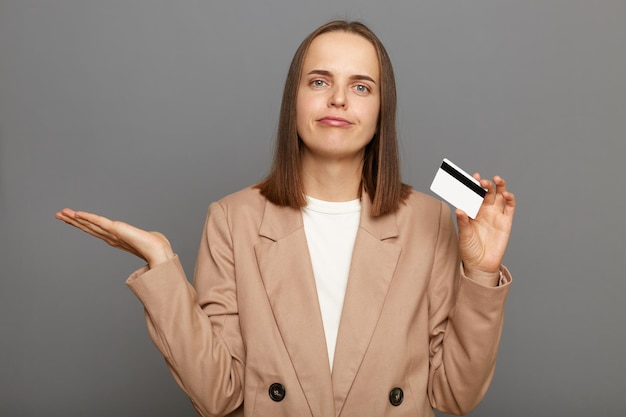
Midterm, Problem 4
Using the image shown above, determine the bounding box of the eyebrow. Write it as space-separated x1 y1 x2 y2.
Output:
306 69 377 84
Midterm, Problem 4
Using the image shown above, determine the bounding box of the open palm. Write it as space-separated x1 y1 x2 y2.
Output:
55 208 174 268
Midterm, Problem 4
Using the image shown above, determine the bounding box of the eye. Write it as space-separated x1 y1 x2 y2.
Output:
354 84 370 94
311 79 327 87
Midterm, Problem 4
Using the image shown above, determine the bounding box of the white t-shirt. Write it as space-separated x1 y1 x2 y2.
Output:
302 196 361 371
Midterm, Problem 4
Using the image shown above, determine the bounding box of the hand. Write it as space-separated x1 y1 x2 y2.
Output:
456 175 516 285
55 208 175 268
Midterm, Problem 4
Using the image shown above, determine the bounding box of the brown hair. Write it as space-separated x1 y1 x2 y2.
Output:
256 20 411 216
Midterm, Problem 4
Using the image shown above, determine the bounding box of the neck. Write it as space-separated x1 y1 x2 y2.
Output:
301 153 363 201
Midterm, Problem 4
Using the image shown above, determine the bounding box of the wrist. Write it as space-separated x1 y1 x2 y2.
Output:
463 265 501 287
147 247 175 269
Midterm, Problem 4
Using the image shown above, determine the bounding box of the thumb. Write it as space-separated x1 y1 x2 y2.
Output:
455 208 471 234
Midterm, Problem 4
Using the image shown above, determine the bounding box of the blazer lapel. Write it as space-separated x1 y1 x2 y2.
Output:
254 200 335 417
331 194 401 416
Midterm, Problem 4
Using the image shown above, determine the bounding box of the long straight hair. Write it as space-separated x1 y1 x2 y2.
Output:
256 20 411 216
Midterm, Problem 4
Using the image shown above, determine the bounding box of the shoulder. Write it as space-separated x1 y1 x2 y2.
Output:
392 189 456 246
199 186 269 237
392 189 455 238
215 186 265 208
398 188 451 219
207 185 302 240
207 186 267 220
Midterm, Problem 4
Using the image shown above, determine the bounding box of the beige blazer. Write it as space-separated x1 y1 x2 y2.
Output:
127 187 511 417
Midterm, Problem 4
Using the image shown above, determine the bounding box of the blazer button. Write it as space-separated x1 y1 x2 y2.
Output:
389 387 404 406
268 383 286 402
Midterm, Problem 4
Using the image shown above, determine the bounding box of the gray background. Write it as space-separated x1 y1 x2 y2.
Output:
1 0 624 416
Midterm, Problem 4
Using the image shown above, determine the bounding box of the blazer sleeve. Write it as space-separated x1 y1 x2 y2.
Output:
427 202 511 415
126 202 245 417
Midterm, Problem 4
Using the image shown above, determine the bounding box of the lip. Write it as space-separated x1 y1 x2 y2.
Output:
317 116 353 127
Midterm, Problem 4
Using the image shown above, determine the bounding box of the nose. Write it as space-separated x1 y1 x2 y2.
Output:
328 85 347 108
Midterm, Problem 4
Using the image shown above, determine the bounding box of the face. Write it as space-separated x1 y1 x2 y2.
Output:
296 31 380 163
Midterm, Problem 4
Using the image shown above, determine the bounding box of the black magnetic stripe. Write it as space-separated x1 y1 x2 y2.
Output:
440 161 487 198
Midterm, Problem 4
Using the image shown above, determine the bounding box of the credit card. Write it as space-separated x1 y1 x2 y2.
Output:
429 158 487 219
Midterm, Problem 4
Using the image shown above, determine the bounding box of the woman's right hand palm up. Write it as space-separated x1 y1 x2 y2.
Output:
55 208 175 268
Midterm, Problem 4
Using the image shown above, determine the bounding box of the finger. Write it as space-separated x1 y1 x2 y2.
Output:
57 208 153 263
57 209 126 248
503 191 516 217
56 208 99 234
471 173 497 207
481 178 496 205
492 176 515 214
62 215 141 256
455 208 471 230
55 208 79 223
471 172 496 206
72 213 120 242
74 211 138 244
74 210 115 230
493 175 508 194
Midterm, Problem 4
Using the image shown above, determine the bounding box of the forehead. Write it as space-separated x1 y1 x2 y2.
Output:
302 31 380 79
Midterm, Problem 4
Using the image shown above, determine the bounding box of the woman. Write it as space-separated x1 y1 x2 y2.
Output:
57 20 515 417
